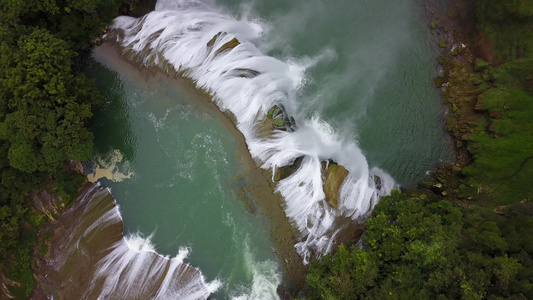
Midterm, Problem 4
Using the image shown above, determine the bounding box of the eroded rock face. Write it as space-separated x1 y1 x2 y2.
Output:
273 156 304 182
323 163 349 209
32 184 212 300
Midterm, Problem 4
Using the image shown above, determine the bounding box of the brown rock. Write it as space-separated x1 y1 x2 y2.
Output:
489 109 502 119
323 163 349 208
273 157 304 182
475 93 488 112
488 122 495 133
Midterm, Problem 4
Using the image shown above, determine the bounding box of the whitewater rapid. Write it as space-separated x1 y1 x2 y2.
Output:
33 183 219 299
109 0 396 263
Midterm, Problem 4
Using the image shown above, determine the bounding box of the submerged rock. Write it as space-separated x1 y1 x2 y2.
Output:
323 162 349 208
418 179 445 194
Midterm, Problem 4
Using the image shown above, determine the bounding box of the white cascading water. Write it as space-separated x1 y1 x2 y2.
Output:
110 0 396 263
36 183 220 299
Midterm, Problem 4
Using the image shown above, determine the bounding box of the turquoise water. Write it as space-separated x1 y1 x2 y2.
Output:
216 0 451 185
85 55 281 298
83 0 451 298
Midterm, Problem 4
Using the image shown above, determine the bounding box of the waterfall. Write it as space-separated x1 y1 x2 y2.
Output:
33 183 219 299
109 0 396 263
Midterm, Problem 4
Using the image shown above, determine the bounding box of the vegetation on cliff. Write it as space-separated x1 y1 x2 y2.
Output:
307 1 533 299
0 0 121 297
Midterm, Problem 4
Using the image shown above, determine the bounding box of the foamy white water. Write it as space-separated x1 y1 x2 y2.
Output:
231 240 281 300
109 0 396 263
45 184 218 299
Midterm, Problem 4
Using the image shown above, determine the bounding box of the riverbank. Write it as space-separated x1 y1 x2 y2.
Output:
305 0 533 297
91 42 308 289
420 0 532 206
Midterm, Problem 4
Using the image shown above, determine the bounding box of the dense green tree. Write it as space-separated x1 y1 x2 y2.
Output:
0 0 121 296
307 191 533 299
1 0 121 53
0 28 99 174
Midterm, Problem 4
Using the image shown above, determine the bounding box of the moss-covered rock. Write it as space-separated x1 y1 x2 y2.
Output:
267 106 277 119
273 117 284 127
474 58 491 72
418 179 437 190
206 32 241 56
323 163 349 208
214 37 240 56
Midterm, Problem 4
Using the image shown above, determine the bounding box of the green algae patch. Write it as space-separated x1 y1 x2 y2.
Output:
323 163 349 208
267 107 277 119
273 117 284 127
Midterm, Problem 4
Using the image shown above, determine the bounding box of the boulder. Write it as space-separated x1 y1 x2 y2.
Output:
215 37 240 56
323 163 349 208
273 156 304 182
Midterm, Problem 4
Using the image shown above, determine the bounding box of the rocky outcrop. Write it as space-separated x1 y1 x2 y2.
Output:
323 162 349 208
32 183 213 300
264 105 296 132
273 156 304 182
207 32 241 57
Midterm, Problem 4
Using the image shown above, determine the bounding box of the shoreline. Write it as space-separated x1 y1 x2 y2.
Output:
91 42 308 289
31 183 213 299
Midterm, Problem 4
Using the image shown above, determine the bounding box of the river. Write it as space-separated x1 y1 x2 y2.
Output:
80 0 450 299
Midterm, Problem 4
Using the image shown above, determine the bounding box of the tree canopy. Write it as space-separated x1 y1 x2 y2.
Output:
307 191 533 299
0 28 98 174
0 0 121 296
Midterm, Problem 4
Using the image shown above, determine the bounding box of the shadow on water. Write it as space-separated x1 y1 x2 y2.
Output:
83 57 136 162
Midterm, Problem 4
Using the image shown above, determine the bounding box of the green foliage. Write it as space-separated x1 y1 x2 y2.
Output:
474 0 533 61
2 0 122 54
8 226 38 298
307 191 533 299
0 28 99 174
267 107 276 119
307 245 378 300
0 0 120 295
461 59 533 205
